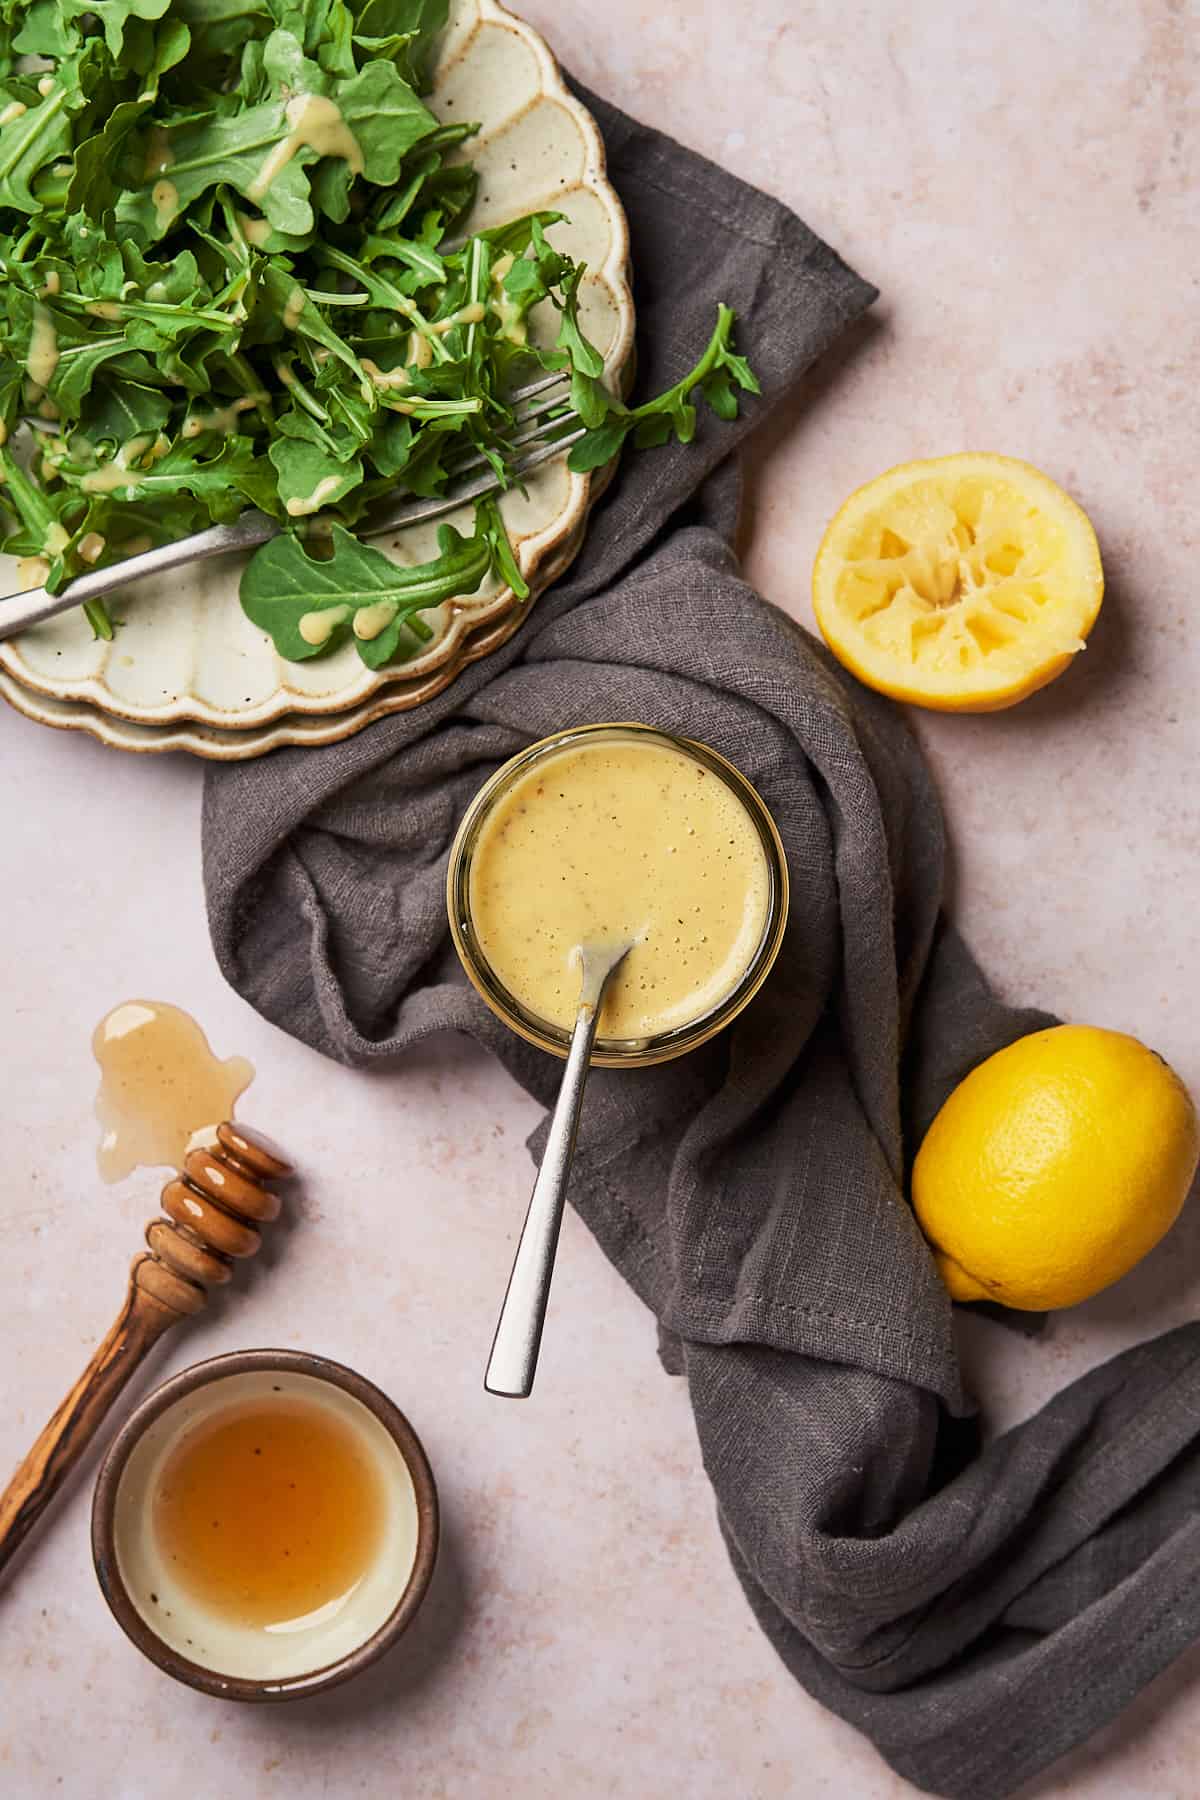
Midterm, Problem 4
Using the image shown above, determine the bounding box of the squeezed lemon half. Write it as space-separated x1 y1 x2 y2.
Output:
812 454 1104 711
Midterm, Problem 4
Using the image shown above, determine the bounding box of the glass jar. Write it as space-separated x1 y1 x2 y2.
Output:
446 723 789 1068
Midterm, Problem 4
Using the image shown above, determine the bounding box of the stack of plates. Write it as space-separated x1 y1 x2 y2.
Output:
0 0 633 761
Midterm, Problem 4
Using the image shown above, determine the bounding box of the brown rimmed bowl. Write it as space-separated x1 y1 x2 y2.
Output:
91 1349 438 1701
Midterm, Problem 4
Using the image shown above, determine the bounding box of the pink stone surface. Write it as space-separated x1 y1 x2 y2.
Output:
1 3 1198 1795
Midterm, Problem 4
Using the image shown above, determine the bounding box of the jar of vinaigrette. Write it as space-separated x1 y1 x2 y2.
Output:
447 724 789 1067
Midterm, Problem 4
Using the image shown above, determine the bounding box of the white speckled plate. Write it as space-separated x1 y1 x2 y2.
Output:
0 0 632 759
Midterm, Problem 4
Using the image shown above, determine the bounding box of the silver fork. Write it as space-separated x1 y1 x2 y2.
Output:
0 372 582 641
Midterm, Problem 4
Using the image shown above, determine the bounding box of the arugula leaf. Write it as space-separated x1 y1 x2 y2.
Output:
0 81 74 214
57 0 172 57
567 304 761 473
268 433 362 514
239 503 496 666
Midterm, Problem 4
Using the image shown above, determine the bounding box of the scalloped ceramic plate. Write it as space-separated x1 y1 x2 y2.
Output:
0 0 632 759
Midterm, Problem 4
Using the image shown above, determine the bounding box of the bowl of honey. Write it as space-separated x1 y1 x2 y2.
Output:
92 1350 438 1699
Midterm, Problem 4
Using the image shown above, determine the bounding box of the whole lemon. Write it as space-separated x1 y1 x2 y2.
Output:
913 1025 1199 1310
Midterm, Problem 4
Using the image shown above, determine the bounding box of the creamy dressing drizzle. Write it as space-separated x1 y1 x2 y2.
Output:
408 330 433 370
36 75 54 97
80 433 163 494
181 394 266 438
282 283 306 329
151 178 178 232
489 252 527 345
359 356 411 390
143 125 173 179
86 300 123 321
26 303 58 388
285 473 343 517
432 301 485 336
38 270 61 297
43 521 70 556
298 603 350 645
247 93 364 202
78 530 106 564
237 211 272 248
353 600 397 641
0 100 27 126
17 555 49 589
81 463 134 494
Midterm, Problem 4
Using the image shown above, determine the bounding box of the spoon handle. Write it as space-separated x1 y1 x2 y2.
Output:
485 958 612 1399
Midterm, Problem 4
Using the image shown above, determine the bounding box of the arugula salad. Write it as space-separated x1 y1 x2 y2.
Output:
0 0 757 666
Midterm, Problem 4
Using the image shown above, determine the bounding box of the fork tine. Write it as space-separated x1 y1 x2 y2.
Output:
442 384 575 482
366 417 590 537
502 368 571 405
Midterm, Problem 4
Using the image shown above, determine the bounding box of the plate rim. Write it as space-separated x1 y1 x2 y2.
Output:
0 458 619 758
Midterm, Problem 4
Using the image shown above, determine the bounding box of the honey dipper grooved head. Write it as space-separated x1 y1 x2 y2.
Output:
141 1121 292 1314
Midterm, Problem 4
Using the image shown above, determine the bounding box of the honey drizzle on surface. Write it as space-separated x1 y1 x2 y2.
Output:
93 1000 254 1183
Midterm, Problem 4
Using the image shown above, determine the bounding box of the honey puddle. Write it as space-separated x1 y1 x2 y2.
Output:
93 1000 254 1183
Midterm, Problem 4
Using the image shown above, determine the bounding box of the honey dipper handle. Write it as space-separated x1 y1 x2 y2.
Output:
0 1260 185 1578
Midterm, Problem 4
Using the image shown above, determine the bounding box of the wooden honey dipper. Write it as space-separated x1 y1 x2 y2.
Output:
0 1121 291 1578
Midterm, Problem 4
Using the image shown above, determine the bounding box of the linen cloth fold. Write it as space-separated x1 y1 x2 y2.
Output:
202 87 1200 1799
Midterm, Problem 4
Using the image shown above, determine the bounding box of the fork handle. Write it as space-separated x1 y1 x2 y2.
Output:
0 511 279 641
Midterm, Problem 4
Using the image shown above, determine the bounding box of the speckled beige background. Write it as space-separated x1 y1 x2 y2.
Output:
2 2 1198 1796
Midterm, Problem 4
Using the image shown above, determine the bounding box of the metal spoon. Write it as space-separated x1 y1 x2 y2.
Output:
485 939 633 1398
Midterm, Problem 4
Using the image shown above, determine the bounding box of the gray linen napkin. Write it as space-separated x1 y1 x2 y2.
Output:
203 90 1200 1798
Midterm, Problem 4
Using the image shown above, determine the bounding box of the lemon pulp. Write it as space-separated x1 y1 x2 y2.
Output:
813 453 1104 711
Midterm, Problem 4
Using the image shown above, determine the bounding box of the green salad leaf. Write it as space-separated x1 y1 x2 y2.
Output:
0 0 756 662
240 497 519 668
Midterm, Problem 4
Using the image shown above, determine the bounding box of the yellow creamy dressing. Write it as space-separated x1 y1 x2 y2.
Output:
181 394 265 438
237 211 272 247
298 604 349 645
151 178 178 232
432 301 485 336
360 356 411 390
489 252 527 345
26 303 58 388
353 600 397 641
469 738 771 1039
16 554 49 590
248 93 363 201
282 283 306 329
81 463 133 495
285 473 343 516
0 99 27 126
143 125 173 178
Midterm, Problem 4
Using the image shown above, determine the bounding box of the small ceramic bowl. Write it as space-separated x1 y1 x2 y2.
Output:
92 1350 438 1701
446 722 790 1068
